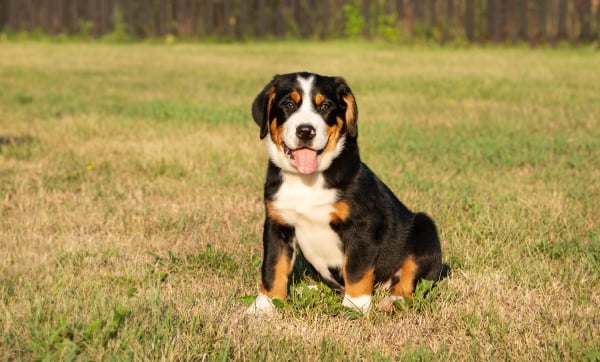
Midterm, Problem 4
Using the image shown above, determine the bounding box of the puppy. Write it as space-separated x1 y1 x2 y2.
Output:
247 72 449 314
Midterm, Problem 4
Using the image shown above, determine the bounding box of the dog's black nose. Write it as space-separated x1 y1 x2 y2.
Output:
296 124 316 141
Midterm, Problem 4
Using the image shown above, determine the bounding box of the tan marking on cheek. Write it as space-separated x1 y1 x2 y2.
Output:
261 251 292 300
343 93 358 137
343 265 375 298
344 94 356 118
265 201 287 225
266 88 276 122
314 93 325 106
330 200 350 224
290 91 301 104
392 256 418 299
324 116 344 153
269 117 284 148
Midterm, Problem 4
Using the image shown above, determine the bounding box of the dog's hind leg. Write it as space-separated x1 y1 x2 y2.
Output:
377 213 448 312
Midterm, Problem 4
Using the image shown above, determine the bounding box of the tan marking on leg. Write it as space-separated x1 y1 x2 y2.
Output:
260 251 292 300
392 256 418 299
343 265 375 298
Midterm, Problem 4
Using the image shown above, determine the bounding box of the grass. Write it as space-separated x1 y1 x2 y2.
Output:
0 41 599 361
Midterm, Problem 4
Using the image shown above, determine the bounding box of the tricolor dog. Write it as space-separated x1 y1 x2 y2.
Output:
247 72 449 314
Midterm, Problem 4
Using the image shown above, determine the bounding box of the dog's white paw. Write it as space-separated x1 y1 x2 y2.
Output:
342 294 372 314
245 293 277 316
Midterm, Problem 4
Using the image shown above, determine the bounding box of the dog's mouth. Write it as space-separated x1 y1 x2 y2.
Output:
283 144 324 174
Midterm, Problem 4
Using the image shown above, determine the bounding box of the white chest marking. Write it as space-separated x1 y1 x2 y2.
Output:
272 172 344 284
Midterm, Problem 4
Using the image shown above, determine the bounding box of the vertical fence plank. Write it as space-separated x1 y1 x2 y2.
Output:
444 0 454 42
362 0 371 38
536 0 548 43
557 0 567 39
223 0 232 37
239 0 248 37
204 0 213 36
0 0 8 31
597 0 600 40
257 0 265 36
518 0 528 41
580 0 592 41
404 0 414 38
275 0 286 37
487 0 495 41
465 0 474 41
321 0 330 38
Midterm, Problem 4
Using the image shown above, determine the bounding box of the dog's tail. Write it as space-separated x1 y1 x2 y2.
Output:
436 263 452 281
411 212 451 282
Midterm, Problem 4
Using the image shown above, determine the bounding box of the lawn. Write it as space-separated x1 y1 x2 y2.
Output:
0 41 598 361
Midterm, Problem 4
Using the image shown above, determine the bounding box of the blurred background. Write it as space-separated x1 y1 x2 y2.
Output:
1 0 599 45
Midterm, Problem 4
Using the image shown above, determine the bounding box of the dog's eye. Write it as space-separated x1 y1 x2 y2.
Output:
282 101 296 110
318 103 330 111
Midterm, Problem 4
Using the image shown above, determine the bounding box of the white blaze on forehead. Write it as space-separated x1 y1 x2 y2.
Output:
297 75 315 110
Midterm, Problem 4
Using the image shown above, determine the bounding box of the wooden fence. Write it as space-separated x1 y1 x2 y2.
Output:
1 0 598 44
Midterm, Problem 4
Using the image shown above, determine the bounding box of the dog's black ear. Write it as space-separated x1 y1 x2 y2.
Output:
252 75 279 139
334 77 358 139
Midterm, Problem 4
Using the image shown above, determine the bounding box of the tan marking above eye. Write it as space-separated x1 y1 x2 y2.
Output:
290 91 301 104
315 93 325 106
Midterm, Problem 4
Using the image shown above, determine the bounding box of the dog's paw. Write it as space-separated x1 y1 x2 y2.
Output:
376 295 404 312
342 294 372 314
245 293 277 316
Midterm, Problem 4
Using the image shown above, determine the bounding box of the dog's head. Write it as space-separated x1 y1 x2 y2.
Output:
252 72 358 174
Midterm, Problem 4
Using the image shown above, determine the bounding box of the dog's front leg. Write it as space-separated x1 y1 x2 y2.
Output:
246 218 295 315
341 250 376 314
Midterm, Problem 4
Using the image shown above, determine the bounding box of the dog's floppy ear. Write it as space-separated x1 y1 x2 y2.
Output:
334 77 358 139
252 75 279 139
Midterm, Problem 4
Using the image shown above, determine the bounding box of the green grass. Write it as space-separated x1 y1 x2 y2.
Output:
1 41 599 361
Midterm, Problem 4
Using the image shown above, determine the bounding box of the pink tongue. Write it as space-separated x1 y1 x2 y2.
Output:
292 148 318 174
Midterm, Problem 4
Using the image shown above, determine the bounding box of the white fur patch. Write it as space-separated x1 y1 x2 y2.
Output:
271 171 344 287
245 292 276 316
342 294 372 314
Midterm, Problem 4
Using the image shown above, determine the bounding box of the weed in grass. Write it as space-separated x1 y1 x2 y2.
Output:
392 279 440 314
26 301 132 361
0 134 36 160
13 92 34 105
147 245 239 278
